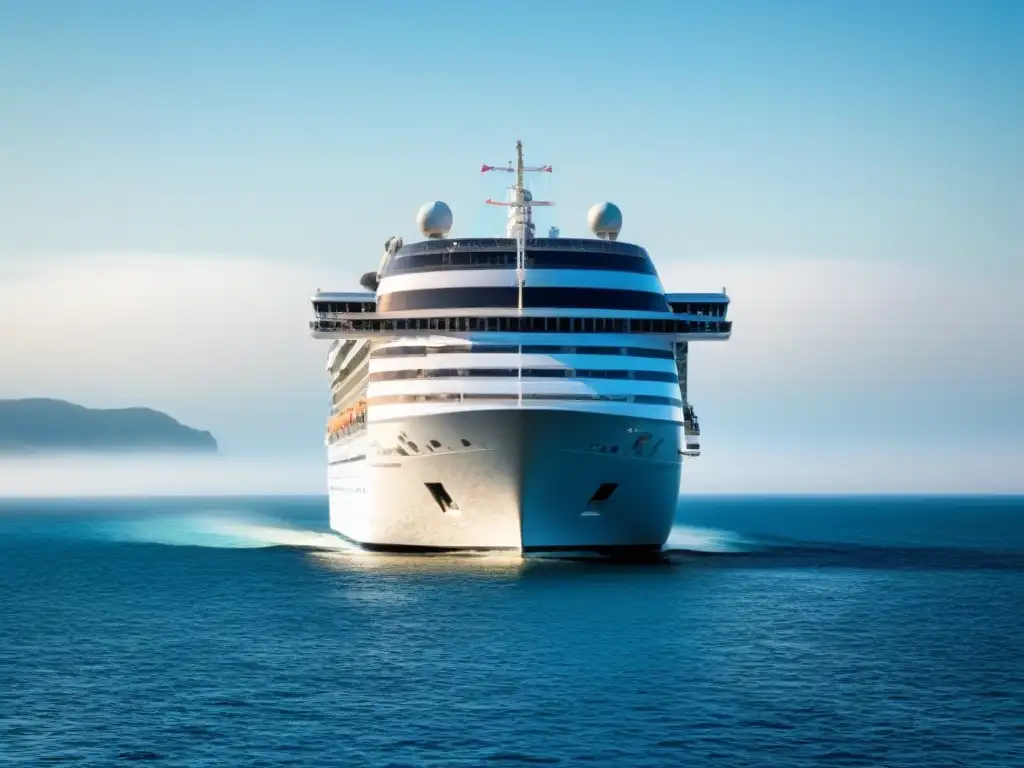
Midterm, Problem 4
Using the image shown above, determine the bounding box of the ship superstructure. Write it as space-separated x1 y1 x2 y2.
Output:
310 141 731 553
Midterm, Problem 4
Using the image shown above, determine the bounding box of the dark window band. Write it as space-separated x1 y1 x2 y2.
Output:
317 301 377 314
373 344 519 357
367 393 683 407
377 287 669 313
394 237 649 256
315 316 730 336
372 344 675 360
369 368 679 383
381 249 656 276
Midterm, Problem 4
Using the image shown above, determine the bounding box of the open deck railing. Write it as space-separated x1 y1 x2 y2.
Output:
310 314 731 339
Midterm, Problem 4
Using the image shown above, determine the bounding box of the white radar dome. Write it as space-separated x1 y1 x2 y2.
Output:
416 201 454 239
587 202 623 241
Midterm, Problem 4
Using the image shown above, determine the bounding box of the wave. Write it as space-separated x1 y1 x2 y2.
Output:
93 510 355 551
673 541 1024 571
90 515 1024 569
663 523 758 554
661 526 1024 571
5 497 1021 571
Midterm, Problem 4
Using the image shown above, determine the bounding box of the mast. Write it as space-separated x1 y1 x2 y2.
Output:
515 140 525 310
482 141 554 406
515 139 525 210
514 142 525 406
482 141 554 310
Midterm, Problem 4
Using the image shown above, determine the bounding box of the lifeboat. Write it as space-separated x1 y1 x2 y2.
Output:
326 398 369 437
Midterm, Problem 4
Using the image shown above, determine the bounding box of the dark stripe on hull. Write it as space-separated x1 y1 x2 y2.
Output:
383 249 656 275
371 344 677 360
366 393 683 407
377 287 669 313
381 237 656 277
369 368 679 383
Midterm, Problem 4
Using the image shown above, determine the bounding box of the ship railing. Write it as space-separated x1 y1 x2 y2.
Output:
327 420 367 444
667 302 729 319
313 304 724 322
310 314 731 340
326 409 368 443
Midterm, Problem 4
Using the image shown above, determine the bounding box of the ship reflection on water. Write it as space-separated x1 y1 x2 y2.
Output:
306 521 751 576
308 541 709 579
311 548 534 578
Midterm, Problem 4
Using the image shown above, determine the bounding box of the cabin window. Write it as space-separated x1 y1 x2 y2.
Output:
382 242 655 276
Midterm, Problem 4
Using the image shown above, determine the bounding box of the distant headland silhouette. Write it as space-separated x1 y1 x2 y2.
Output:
0 399 218 454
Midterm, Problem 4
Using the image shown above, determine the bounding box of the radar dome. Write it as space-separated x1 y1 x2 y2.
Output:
587 202 623 241
416 201 453 239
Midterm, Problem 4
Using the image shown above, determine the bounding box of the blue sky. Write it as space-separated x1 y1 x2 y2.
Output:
1 0 1022 493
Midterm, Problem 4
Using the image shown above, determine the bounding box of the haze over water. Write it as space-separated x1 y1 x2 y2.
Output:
2 449 1022 498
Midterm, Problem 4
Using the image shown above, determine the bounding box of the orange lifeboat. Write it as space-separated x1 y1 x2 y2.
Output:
327 400 369 437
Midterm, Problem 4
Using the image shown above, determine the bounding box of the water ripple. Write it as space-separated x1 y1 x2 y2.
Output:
0 496 1022 766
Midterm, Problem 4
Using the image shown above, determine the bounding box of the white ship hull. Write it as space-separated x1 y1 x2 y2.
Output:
327 408 681 553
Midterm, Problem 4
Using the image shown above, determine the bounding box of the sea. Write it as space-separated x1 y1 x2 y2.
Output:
1 495 1022 767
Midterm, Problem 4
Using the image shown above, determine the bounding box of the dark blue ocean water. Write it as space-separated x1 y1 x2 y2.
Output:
1 496 1022 767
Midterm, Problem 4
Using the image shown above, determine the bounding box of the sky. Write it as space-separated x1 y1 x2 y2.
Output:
1 0 1022 494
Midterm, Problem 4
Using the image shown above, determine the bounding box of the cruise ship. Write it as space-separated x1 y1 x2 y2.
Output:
309 141 732 554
